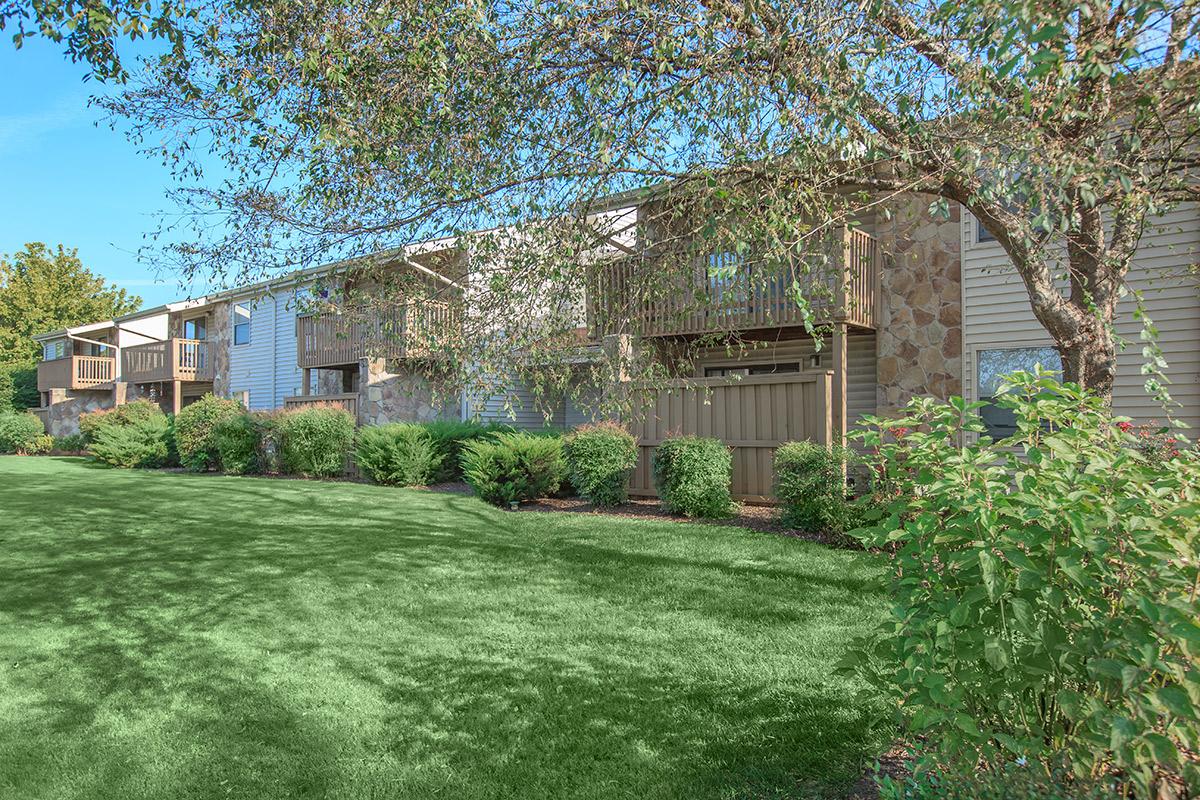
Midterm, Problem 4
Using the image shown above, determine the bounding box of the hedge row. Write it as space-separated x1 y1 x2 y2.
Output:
28 393 863 526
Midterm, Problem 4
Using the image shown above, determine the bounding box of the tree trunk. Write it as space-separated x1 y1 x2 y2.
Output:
1055 314 1118 400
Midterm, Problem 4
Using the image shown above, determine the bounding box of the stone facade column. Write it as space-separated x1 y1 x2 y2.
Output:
873 197 963 414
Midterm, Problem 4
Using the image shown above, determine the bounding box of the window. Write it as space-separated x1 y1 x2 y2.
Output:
977 346 1062 439
232 389 250 408
233 303 251 345
704 362 800 378
975 218 996 243
42 340 66 360
183 316 207 341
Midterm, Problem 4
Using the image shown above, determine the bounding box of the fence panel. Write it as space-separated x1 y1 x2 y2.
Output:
621 372 832 503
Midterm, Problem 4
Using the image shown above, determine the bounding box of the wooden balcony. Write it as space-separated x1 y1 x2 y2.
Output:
121 338 213 384
37 355 116 391
589 227 882 338
283 393 358 418
296 301 457 369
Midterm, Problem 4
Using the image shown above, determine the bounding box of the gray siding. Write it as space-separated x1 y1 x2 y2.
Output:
962 205 1200 429
227 290 305 411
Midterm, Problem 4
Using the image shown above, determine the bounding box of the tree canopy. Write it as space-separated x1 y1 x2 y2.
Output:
0 242 141 367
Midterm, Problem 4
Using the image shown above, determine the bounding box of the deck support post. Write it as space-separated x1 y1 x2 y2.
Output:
172 380 182 416
831 322 847 445
301 368 312 396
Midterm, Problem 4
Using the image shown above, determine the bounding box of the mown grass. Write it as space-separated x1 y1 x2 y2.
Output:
0 456 888 799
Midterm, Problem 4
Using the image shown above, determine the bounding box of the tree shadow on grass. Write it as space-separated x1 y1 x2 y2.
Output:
0 461 888 799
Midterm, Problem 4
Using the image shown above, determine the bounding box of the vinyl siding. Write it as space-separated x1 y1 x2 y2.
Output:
961 204 1200 428
467 378 566 429
227 290 305 411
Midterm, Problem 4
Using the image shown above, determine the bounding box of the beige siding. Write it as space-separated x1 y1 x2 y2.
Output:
689 332 878 429
962 205 1200 428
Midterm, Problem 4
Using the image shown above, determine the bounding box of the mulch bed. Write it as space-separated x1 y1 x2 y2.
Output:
420 482 849 546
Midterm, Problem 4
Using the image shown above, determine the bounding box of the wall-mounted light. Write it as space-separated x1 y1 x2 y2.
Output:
808 354 823 369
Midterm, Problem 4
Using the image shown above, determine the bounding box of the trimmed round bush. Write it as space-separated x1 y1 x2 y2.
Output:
0 411 46 454
88 414 171 468
214 413 262 475
563 421 638 507
461 432 565 506
79 399 163 442
652 436 733 518
423 420 513 482
355 423 443 486
276 406 356 478
174 394 244 471
774 441 857 534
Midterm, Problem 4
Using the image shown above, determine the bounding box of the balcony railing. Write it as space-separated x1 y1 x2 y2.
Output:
37 355 116 391
296 300 458 369
121 338 212 384
588 227 881 337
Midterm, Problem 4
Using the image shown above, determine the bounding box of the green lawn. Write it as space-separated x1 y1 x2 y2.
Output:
0 456 888 800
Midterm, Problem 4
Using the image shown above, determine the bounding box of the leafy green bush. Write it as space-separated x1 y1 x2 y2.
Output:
563 421 638 506
214 413 262 475
250 411 285 474
52 433 87 453
652 436 733 518
21 433 53 455
878 759 1119 800
0 365 38 411
460 432 565 506
79 399 163 442
276 406 356 478
775 441 857 534
88 414 172 468
0 411 46 454
355 423 443 486
845 369 1200 799
423 419 512 482
174 394 244 471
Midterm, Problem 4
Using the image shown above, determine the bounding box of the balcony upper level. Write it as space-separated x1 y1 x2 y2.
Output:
37 355 116 391
297 300 459 369
122 338 213 384
588 227 882 338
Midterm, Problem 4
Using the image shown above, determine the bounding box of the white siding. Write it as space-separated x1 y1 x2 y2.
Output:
961 205 1200 428
467 378 566 429
228 290 304 411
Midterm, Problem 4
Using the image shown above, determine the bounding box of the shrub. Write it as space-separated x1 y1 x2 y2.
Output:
423 419 512 482
250 411 285 474
0 365 38 411
844 369 1200 799
174 394 244 471
563 421 638 506
214 413 263 475
79 399 163 442
460 432 565 506
276 406 356 478
774 441 858 534
355 423 443 486
88 414 172 468
20 433 53 455
652 436 733 518
0 411 46 454
51 433 87 454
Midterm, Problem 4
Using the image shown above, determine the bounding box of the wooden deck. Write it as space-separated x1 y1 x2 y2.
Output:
122 339 212 384
588 226 881 338
282 393 358 418
296 301 457 369
36 355 115 391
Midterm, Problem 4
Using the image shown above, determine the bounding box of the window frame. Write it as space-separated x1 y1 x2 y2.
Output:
232 302 252 346
975 345 1063 440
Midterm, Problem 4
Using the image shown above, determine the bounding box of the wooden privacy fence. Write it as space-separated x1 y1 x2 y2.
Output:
620 372 832 503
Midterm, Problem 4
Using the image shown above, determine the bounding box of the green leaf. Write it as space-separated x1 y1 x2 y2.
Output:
1156 686 1194 717
984 636 1009 671
979 551 1001 602
1110 716 1137 752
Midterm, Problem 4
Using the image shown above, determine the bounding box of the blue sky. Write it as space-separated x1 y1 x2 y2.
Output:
0 39 187 309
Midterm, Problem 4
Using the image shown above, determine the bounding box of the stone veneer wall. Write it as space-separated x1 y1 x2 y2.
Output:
358 358 458 426
873 197 963 412
43 388 115 436
207 301 232 398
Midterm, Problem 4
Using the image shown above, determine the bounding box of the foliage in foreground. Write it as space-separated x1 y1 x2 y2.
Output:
0 365 38 411
563 421 638 507
174 394 244 471
79 400 164 442
0 411 46 454
422 419 513 483
653 436 733 519
461 432 565 506
214 413 263 476
845 370 1200 798
88 413 172 469
276 406 356 478
774 441 858 536
355 423 443 486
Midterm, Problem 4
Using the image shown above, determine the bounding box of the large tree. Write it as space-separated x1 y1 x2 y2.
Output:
53 0 1200 405
0 242 141 366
